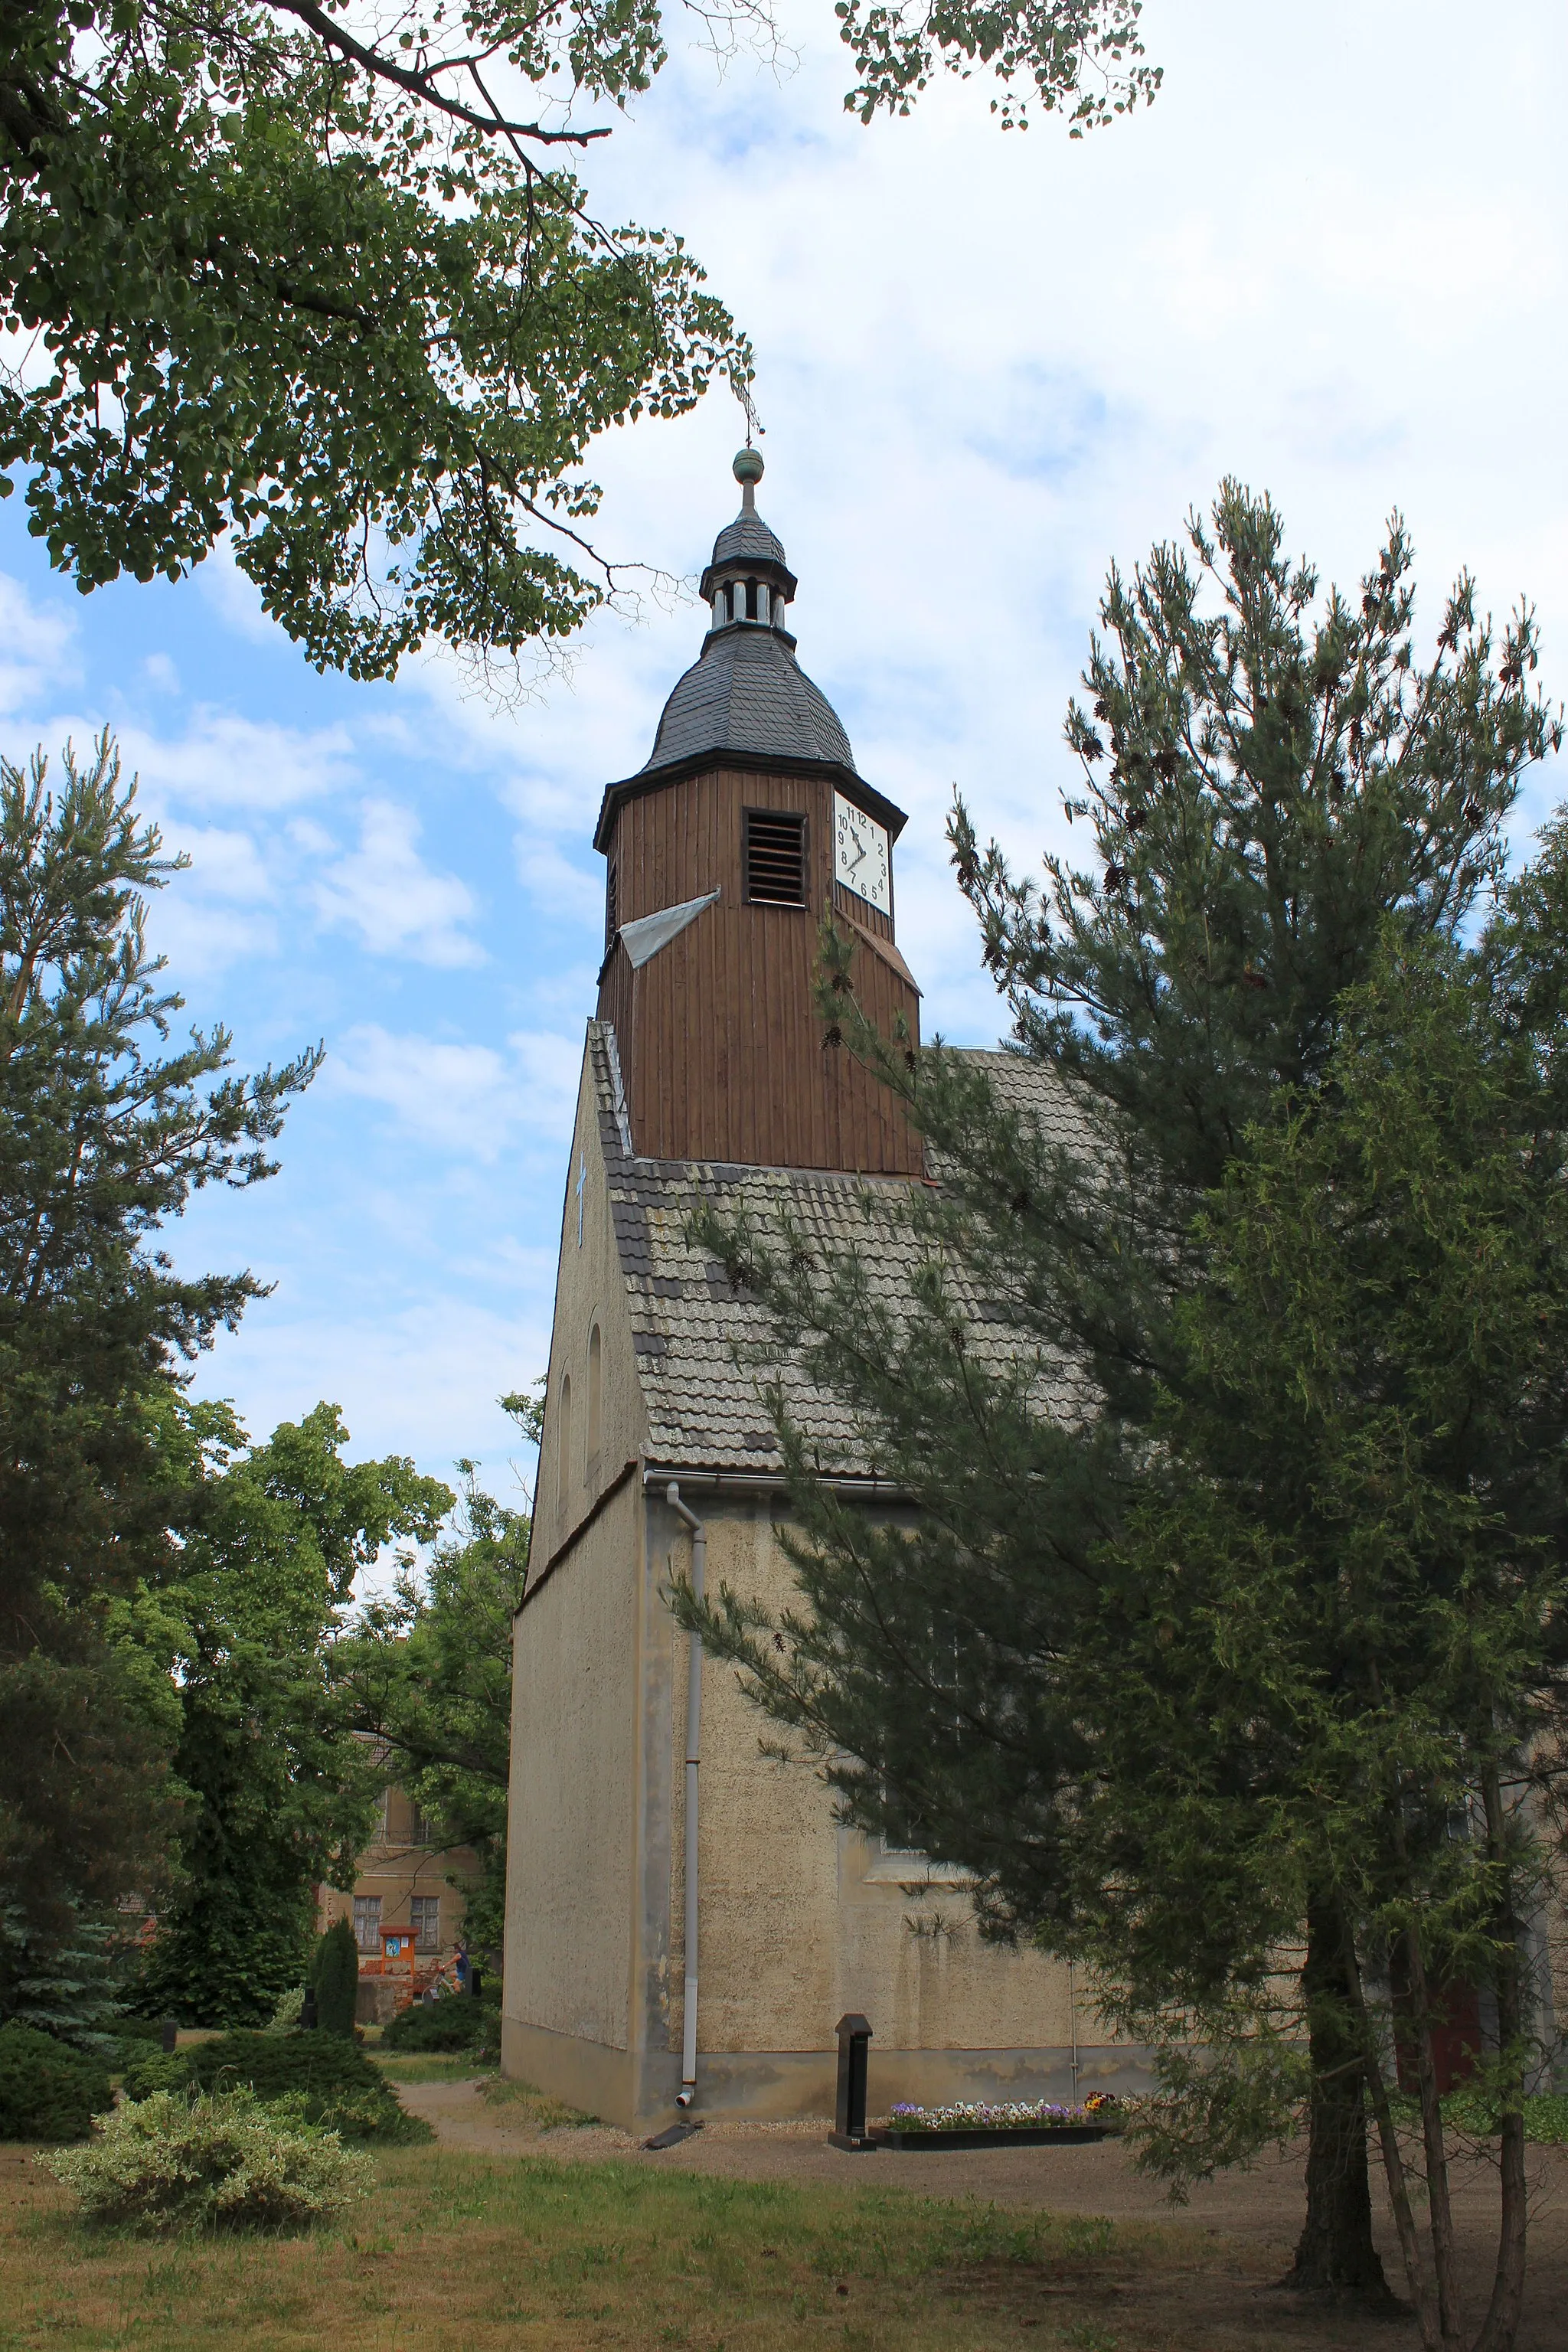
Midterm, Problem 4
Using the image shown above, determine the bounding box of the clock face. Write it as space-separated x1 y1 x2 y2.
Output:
833 792 892 915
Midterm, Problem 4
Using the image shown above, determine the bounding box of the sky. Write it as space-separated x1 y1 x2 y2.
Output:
2 0 1564 1555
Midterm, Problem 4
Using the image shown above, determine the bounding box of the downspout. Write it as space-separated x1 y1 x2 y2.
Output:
666 1482 705 2107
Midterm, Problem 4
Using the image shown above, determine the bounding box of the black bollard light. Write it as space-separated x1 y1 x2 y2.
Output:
301 1986 318 2031
160 2017 178 2056
828 2013 877 2151
470 1965 483 2001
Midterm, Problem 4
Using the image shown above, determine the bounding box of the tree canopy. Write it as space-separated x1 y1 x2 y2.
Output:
0 0 1160 678
332 1393 539 1958
124 1402 452 2028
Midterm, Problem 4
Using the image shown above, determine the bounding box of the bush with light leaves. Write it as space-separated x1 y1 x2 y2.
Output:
42 2086 371 2233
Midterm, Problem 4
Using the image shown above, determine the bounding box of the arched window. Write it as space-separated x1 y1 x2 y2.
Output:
586 1324 603 1463
556 1374 573 1512
745 577 759 619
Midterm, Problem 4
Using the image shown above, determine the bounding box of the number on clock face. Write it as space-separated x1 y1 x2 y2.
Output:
833 792 891 915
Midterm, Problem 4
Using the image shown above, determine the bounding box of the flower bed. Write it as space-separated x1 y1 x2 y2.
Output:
871 2096 1124 2151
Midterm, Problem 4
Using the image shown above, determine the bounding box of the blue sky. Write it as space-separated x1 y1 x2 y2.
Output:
3 0 1564 1563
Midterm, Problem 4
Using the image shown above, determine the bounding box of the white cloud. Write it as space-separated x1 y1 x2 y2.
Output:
143 652 179 694
192 538 286 646
325 1020 585 1162
177 824 273 902
0 573 77 720
191 1294 549 1561
144 822 279 975
312 799 483 967
513 835 604 925
329 1024 514 1156
119 707 358 814
508 1029 587 1145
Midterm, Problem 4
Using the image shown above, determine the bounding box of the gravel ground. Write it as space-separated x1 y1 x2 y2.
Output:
398 2077 1568 2350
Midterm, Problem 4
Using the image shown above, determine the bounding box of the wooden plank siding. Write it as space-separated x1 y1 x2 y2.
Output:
596 765 923 1174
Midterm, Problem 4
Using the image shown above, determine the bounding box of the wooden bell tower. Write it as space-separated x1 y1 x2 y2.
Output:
593 450 923 1176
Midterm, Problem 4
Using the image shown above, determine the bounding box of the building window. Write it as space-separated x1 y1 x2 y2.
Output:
408 1805 435 1847
606 861 618 946
411 1896 440 1953
353 1896 382 1954
586 1324 603 1462
743 808 808 907
557 1374 573 1511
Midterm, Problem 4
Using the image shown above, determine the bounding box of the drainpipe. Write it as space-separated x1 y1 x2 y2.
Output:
667 1482 705 2107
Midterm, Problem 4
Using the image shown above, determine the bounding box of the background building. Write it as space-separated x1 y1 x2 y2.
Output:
318 1779 484 2023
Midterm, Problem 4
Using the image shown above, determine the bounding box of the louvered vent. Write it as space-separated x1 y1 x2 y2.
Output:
606 861 619 946
743 809 808 906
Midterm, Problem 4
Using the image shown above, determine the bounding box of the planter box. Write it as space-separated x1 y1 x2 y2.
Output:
870 2123 1117 2151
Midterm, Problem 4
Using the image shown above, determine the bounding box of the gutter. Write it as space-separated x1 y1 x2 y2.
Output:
664 1481 706 2109
640 1465 911 1502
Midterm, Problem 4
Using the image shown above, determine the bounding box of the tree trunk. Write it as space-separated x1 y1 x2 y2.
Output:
1399 1925 1465 2346
1473 1757 1530 2352
1282 1893 1399 2308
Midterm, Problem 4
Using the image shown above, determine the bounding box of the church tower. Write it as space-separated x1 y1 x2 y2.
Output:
593 448 922 1173
505 452 1118 2135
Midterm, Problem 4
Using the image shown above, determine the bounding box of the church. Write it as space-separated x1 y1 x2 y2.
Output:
502 451 1144 2132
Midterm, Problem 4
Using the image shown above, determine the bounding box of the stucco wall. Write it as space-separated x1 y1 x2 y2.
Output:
648 1491 1135 2122
529 1040 648 1570
505 1472 639 2052
505 1043 652 2063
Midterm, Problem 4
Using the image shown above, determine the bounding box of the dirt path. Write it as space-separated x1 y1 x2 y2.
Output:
398 2078 1568 2350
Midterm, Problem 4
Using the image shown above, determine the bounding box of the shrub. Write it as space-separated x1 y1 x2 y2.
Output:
312 1922 358 2040
0 2022 113 2142
119 2050 189 2099
264 1986 305 2035
381 1996 498 2056
43 2087 371 2231
124 2030 430 2142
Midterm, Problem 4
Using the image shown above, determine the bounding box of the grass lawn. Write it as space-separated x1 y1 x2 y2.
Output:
369 2053 501 2086
0 2139 1187 2352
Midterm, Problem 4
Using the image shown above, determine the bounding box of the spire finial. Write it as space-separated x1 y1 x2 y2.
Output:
733 444 764 515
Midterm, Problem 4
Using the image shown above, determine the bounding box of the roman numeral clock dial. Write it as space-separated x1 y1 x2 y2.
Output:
833 792 891 915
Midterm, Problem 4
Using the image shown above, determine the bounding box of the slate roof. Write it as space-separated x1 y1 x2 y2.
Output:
586 1025 1092 1476
640 625 857 778
710 510 788 570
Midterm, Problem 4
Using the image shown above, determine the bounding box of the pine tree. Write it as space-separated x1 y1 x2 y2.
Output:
0 736 318 1948
1089 913 1568 2350
682 484 1562 2306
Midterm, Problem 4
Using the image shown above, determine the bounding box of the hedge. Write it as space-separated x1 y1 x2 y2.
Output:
122 2030 430 2143
0 2022 113 2142
381 1997 498 2056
